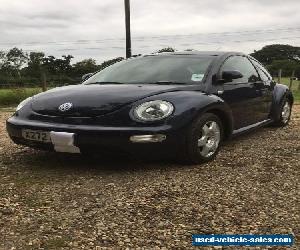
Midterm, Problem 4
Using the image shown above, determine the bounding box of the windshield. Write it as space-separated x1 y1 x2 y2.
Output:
84 55 215 85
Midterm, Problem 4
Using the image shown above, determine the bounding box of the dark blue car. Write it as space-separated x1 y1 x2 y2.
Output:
6 51 293 163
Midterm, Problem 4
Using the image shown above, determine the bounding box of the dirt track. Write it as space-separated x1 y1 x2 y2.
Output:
0 106 299 249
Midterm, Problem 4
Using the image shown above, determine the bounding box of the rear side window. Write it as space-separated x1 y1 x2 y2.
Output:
221 56 259 83
249 58 272 82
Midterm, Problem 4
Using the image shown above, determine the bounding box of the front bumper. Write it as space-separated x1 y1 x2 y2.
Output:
6 116 184 155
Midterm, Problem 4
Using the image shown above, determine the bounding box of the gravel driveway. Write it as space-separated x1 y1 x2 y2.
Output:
0 106 299 249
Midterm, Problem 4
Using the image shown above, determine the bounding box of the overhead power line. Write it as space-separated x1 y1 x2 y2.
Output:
14 35 300 53
0 26 299 47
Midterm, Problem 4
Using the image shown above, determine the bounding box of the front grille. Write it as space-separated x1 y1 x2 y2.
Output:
29 113 96 125
32 107 115 117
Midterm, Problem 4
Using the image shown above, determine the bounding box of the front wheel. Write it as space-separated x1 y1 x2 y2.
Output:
180 113 223 164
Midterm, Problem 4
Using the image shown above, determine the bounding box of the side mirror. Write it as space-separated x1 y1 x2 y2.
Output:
221 70 243 83
81 73 94 82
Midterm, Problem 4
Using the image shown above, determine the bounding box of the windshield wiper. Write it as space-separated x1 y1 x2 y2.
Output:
86 81 124 85
86 81 187 85
147 81 186 85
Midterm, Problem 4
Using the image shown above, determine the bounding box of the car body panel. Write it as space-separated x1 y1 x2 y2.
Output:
6 51 293 155
31 84 199 117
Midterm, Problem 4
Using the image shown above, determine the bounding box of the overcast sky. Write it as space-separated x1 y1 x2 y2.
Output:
0 0 300 63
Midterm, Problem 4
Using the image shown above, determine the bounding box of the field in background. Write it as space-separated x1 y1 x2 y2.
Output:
0 77 299 107
0 88 42 107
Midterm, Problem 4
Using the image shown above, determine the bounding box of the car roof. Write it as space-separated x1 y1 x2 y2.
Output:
146 51 245 57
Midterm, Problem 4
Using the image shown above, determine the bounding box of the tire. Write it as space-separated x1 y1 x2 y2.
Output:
180 113 224 164
273 98 292 127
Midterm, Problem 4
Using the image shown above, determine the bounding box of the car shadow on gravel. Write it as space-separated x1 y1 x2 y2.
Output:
10 149 185 174
6 125 284 174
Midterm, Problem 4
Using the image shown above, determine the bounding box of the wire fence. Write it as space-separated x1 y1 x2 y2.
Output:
0 76 81 89
0 71 299 91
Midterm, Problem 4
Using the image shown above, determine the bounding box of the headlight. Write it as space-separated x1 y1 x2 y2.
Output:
16 97 33 112
133 100 174 122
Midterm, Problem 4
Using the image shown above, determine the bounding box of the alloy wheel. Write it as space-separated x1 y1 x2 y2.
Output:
197 121 221 158
282 101 291 124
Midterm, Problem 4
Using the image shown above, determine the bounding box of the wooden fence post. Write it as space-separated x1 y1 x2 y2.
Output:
278 69 282 84
42 71 47 92
289 70 295 89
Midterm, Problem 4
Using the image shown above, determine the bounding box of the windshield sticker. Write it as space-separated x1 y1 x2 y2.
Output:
191 73 204 82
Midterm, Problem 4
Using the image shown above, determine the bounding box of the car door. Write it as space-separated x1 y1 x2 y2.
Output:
249 57 274 120
217 55 263 129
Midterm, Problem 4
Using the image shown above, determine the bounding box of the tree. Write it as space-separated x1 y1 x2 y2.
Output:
0 50 5 68
28 52 45 67
251 44 300 78
25 52 45 78
251 44 300 65
60 55 74 74
72 58 98 76
41 55 73 75
0 51 8 85
42 55 57 75
5 47 28 77
157 47 175 53
267 60 300 77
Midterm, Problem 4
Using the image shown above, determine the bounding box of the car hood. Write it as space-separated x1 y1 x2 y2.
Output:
31 84 199 117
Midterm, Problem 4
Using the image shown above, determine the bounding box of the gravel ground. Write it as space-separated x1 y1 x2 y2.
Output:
0 106 299 249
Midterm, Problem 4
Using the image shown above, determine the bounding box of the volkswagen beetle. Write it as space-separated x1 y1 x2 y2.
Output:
6 51 293 163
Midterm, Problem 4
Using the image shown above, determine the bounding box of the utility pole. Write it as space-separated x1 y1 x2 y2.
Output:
124 0 132 58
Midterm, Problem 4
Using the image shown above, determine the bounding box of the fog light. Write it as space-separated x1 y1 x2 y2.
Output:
130 134 166 143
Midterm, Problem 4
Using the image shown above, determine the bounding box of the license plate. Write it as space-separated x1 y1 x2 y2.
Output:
22 129 51 143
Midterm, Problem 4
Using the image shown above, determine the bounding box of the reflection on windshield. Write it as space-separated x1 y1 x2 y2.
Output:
85 55 214 85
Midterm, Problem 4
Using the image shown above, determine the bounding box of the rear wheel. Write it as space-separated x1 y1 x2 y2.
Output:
180 113 223 164
274 98 292 127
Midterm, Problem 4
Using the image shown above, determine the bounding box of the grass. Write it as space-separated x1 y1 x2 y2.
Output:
293 91 300 103
0 87 42 106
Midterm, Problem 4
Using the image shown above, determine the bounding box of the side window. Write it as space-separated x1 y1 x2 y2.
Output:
221 56 259 83
249 58 272 82
258 68 270 82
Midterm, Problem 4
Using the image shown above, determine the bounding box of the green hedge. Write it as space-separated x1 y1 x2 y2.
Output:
0 88 42 106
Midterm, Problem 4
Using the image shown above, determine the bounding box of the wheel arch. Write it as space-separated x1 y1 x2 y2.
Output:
271 84 294 121
204 107 233 141
183 95 234 141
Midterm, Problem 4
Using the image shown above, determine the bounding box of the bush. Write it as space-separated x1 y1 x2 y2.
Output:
0 88 42 106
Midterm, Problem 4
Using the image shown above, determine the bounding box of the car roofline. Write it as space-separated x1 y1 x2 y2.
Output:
142 51 246 58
